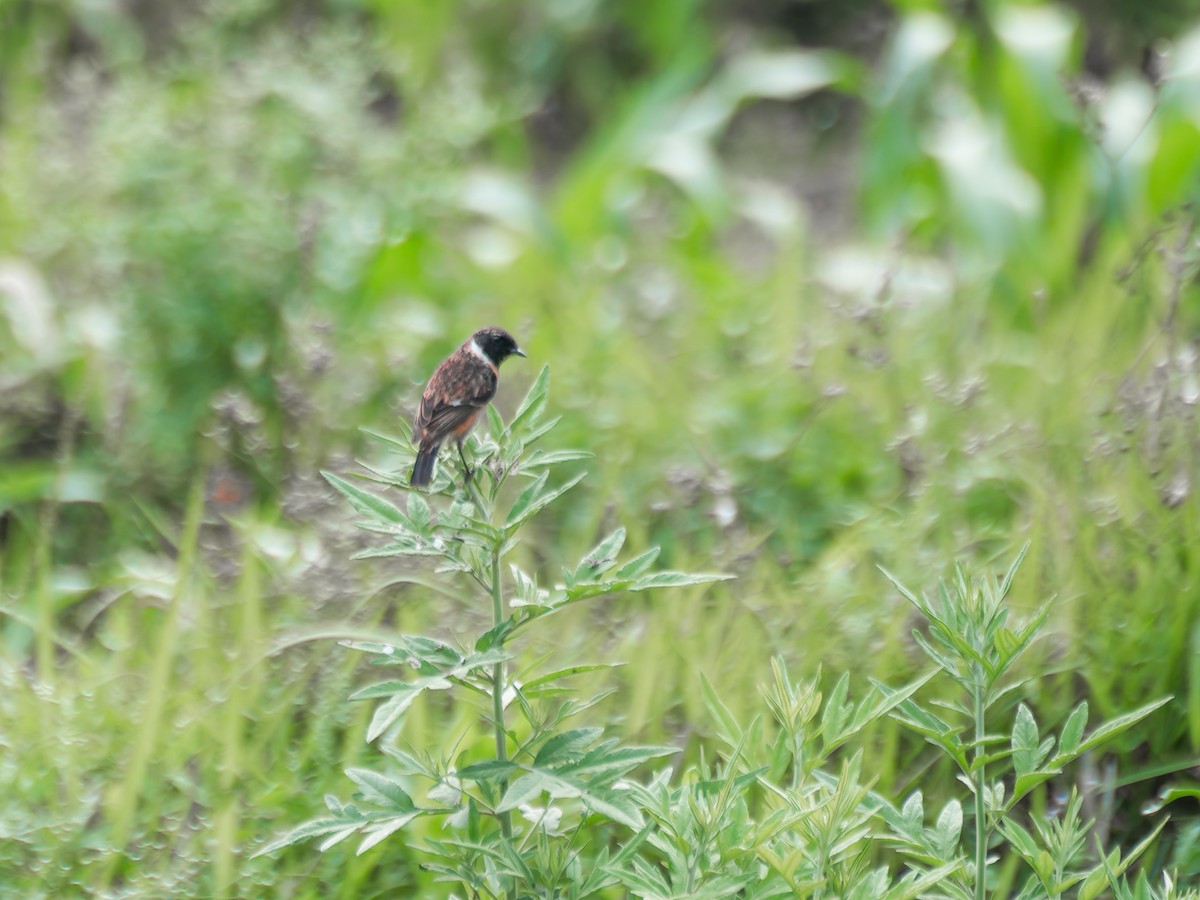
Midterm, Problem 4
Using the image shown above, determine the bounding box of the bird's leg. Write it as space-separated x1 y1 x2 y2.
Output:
457 440 473 483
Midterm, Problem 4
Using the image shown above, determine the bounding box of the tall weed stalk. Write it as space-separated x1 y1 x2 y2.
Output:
258 368 730 895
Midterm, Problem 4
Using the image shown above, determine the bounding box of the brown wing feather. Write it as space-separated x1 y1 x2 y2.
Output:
416 402 480 443
413 349 498 446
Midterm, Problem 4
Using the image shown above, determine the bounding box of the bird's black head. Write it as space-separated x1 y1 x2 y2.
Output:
472 327 526 366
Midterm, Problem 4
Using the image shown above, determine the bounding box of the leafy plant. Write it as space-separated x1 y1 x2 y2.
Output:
880 547 1177 899
257 366 731 895
615 548 1186 898
607 660 953 898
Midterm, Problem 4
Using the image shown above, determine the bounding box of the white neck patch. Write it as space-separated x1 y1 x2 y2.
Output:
468 339 490 364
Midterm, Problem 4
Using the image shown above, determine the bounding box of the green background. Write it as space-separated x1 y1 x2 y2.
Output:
4 0 1200 894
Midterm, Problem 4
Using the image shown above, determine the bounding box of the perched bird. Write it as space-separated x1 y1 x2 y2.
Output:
410 326 526 487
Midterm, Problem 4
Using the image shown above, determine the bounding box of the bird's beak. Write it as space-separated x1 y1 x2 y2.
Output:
515 347 527 358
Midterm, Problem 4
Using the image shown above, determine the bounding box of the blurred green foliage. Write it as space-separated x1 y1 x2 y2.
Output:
5 0 1200 894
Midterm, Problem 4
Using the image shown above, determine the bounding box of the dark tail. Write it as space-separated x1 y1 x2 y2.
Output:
411 444 440 486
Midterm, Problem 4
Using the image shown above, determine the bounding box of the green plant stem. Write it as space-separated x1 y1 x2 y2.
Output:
463 456 512 835
465 467 488 515
490 539 516 900
973 664 987 900
491 543 513 842
459 458 515 847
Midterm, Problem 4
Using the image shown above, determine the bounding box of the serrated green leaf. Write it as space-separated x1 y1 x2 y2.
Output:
998 817 1040 864
892 699 956 739
572 745 679 782
318 825 361 852
821 672 851 748
580 786 644 829
323 471 407 526
356 813 419 854
351 541 441 560
1011 770 1059 805
446 518 503 547
252 816 360 858
910 630 963 678
534 727 603 767
380 746 432 776
986 678 1035 712
498 768 589 811
345 767 416 810
879 566 925 612
577 527 626 577
524 448 594 468
475 618 514 652
848 868 890 900
969 747 1016 772
1037 736 1054 764
929 619 994 677
406 493 431 535
493 836 540 882
564 578 634 603
846 671 938 742
519 415 562 447
891 700 967 768
1079 846 1122 900
521 663 618 690
609 856 672 894
884 861 963 900
577 848 619 895
401 633 461 661
497 772 550 811
1080 816 1170 900
351 679 424 701
1077 697 1173 755
614 546 661 580
502 434 524 468
365 689 420 742
900 790 924 834
1033 850 1056 883
995 601 1053 679
510 364 550 434
355 648 509 741
1012 704 1040 777
427 779 463 809
934 799 962 856
1120 814 1171 871
506 469 548 527
505 471 586 530
630 570 733 591
930 697 973 719
609 822 655 868
999 541 1030 599
485 401 504 438
456 759 520 782
701 671 742 745
360 425 413 449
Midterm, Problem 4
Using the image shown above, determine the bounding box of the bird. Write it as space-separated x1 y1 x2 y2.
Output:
410 326 526 487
